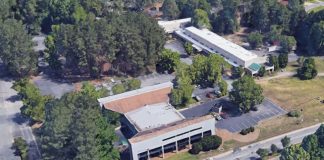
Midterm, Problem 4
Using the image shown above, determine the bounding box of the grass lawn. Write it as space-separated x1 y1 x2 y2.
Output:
286 57 324 72
257 77 324 140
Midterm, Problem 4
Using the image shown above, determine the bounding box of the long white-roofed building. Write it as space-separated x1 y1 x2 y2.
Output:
175 26 259 68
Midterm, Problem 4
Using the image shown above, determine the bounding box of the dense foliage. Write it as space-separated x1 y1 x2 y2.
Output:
156 49 181 74
39 83 119 160
229 75 264 112
12 137 28 160
46 13 165 78
189 135 222 154
12 78 51 123
0 19 37 77
297 58 317 80
112 79 141 95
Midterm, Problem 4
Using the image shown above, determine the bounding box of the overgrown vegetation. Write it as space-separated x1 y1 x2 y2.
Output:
189 135 222 155
12 137 28 160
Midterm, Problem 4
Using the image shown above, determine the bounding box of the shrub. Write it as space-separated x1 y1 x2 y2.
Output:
240 127 255 135
12 137 28 160
112 84 126 95
200 135 222 151
287 110 301 117
271 144 279 153
256 148 269 159
190 142 202 154
126 79 141 91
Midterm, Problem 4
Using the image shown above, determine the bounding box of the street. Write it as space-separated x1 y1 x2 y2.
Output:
0 79 41 160
207 123 323 160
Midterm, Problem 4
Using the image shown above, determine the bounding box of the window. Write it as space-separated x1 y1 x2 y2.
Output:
162 127 202 141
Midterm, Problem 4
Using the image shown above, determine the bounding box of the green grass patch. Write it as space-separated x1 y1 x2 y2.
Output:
286 57 324 72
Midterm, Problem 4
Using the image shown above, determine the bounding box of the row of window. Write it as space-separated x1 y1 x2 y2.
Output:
162 127 202 141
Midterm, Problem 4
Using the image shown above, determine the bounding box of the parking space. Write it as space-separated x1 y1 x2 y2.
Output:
216 98 287 133
181 97 287 133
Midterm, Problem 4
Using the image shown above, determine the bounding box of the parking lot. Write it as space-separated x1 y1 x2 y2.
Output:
164 39 193 65
181 97 287 133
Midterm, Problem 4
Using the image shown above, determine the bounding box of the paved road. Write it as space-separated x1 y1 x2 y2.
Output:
0 79 41 160
305 1 324 12
207 123 323 160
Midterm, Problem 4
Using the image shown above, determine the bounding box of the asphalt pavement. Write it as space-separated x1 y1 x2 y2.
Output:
207 123 323 160
181 97 286 133
0 79 41 160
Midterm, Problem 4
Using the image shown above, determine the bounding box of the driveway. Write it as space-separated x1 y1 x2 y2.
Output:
32 75 75 98
164 40 193 65
181 97 287 133
0 79 41 160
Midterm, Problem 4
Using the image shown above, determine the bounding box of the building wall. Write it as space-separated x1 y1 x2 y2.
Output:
184 29 251 67
129 118 216 160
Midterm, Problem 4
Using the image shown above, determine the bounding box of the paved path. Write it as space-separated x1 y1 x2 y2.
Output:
0 79 41 160
206 123 323 160
258 72 324 81
305 1 324 12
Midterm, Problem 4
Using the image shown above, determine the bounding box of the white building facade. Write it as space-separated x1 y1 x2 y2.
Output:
176 26 258 68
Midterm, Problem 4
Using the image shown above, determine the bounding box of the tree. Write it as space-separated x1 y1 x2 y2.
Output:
190 55 225 87
229 76 264 113
280 36 296 53
301 134 319 157
112 84 126 95
281 136 291 148
218 79 228 96
170 72 194 107
192 9 211 29
248 32 264 49
297 58 317 80
297 56 305 67
200 135 222 151
251 0 270 32
126 79 141 91
190 142 202 154
156 49 180 74
269 55 280 71
257 148 269 159
40 83 120 160
315 124 324 148
0 19 37 77
271 144 279 153
12 78 50 123
12 137 28 160
258 66 266 77
184 42 194 55
280 145 310 160
212 0 239 34
278 53 288 69
161 0 180 20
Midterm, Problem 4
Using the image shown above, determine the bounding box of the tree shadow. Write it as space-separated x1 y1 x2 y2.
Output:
6 95 21 102
11 112 29 125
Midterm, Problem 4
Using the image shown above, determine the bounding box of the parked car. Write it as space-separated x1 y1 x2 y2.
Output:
195 96 202 102
215 115 222 121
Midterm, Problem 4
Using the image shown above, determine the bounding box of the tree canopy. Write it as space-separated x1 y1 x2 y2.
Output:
297 58 317 80
229 75 264 112
40 83 119 160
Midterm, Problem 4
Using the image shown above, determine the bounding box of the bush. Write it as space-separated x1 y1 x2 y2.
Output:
271 144 279 153
184 42 194 55
112 84 126 95
12 137 28 160
240 127 255 135
256 148 269 159
190 142 202 154
126 79 141 91
200 135 222 151
287 110 301 117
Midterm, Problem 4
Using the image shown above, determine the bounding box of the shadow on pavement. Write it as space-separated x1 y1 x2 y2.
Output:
6 95 21 103
11 112 29 125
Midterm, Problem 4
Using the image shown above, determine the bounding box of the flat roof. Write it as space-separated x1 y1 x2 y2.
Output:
184 26 257 61
125 102 185 132
98 82 173 114
129 115 214 143
158 18 191 33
